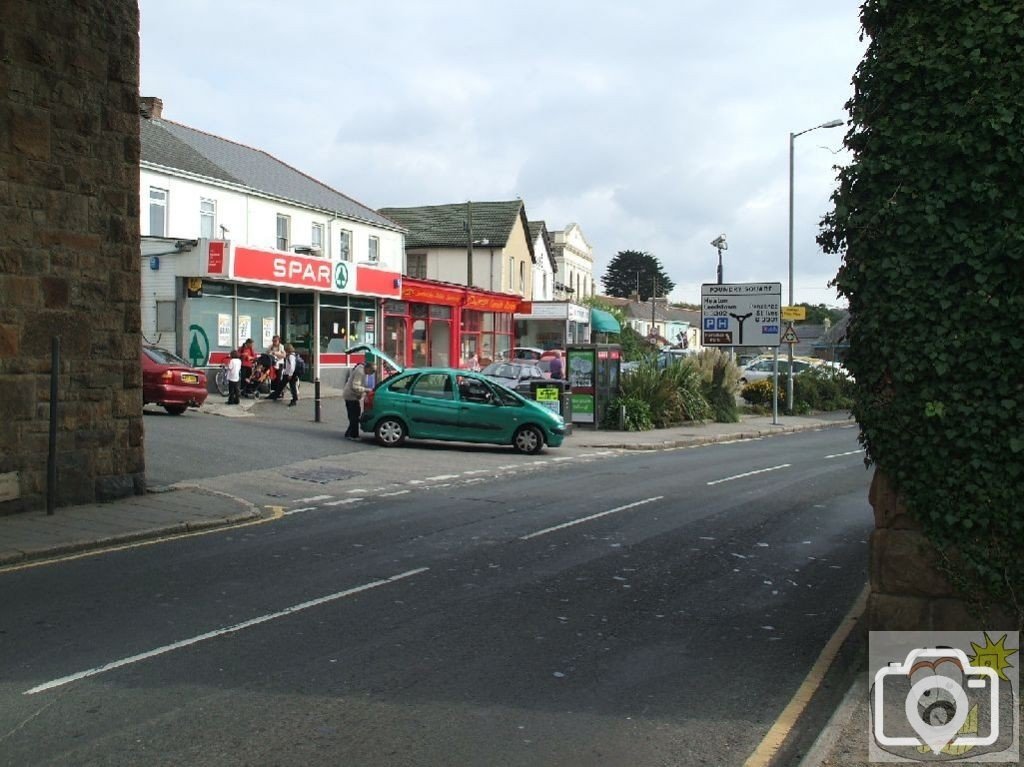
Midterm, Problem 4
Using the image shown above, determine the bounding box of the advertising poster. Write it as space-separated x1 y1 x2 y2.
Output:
237 315 252 346
262 317 275 350
217 314 232 347
567 348 595 423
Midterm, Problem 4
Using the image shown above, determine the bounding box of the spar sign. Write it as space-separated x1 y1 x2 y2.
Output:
232 246 349 291
700 282 782 347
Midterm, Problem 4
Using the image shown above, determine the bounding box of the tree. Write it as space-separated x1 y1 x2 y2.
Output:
818 0 1024 621
796 303 845 326
601 250 675 300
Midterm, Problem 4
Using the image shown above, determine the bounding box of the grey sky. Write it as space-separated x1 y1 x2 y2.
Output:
139 1 865 305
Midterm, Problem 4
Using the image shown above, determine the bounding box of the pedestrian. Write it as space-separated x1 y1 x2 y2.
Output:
239 338 257 397
267 334 286 371
225 349 242 404
548 351 563 380
280 343 300 406
342 359 375 439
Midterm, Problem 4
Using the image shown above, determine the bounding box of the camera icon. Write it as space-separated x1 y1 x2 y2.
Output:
873 647 1000 755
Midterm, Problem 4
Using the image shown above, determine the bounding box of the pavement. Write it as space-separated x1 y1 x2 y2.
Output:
0 388 869 766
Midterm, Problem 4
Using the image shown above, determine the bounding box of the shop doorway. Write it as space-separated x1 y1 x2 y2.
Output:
280 295 313 379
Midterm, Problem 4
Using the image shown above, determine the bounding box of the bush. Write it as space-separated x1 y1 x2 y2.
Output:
687 349 741 422
601 395 653 431
740 368 855 413
615 359 710 428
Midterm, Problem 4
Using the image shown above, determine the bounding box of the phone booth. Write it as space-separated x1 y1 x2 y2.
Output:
566 343 621 428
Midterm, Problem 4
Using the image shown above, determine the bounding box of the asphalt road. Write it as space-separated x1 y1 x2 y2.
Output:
0 424 872 766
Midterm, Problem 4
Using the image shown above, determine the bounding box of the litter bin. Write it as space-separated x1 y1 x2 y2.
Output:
530 379 572 435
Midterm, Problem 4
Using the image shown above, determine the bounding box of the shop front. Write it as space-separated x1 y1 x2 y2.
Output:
383 278 527 370
145 239 402 388
513 301 591 351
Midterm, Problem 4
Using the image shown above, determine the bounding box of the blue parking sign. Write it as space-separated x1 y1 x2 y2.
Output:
704 317 716 330
716 317 729 330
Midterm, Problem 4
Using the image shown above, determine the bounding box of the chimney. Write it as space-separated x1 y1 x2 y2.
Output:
140 96 164 120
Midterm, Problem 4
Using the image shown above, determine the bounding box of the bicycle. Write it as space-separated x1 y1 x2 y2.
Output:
214 366 229 397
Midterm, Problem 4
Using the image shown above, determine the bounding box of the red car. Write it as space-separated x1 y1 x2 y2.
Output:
141 345 208 415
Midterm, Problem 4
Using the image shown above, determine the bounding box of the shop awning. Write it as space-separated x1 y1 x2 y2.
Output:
590 308 621 334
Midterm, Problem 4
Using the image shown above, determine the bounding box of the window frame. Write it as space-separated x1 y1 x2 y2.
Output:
149 187 168 237
276 214 291 251
339 229 352 261
311 222 324 252
368 235 380 263
199 197 216 239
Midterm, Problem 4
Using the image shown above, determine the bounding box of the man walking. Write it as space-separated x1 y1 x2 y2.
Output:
342 359 375 439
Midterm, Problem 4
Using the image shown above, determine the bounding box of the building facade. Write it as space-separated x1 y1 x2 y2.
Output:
139 98 405 387
549 223 596 301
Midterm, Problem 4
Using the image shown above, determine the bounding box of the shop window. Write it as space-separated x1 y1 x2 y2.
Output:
429 321 450 366
200 198 216 239
320 305 349 353
412 319 428 367
276 214 290 251
384 316 406 366
462 310 482 332
149 187 168 236
429 305 451 320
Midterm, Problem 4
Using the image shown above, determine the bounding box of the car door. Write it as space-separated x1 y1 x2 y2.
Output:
405 372 461 440
455 374 516 443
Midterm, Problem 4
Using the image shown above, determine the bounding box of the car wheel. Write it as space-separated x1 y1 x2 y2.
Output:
163 404 187 415
375 417 407 447
513 425 544 455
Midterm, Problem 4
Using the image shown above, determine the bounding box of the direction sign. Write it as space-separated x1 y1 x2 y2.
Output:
782 305 807 321
700 283 782 347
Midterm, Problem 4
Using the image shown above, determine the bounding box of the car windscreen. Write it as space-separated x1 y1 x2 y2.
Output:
143 347 192 367
481 363 519 379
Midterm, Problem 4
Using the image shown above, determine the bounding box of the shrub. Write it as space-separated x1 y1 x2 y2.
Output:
687 349 741 422
616 359 710 428
601 395 653 431
740 368 854 414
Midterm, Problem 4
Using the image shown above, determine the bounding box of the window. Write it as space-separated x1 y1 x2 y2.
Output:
411 373 453 400
339 229 352 261
276 214 290 251
311 223 324 252
368 235 379 263
518 261 525 294
200 198 216 239
508 257 514 290
407 253 427 279
149 187 168 236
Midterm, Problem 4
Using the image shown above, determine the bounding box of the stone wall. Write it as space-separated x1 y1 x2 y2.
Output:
868 470 1017 630
0 0 144 513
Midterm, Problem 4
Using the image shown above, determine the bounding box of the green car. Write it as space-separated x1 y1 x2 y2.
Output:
348 345 566 454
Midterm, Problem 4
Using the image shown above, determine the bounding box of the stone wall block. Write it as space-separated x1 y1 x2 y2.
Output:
869 594 930 631
875 528 954 597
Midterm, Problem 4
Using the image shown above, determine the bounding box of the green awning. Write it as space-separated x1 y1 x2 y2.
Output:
590 308 621 334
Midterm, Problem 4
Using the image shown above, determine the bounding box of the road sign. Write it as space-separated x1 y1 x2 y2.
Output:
700 283 782 347
782 305 807 321
781 324 800 344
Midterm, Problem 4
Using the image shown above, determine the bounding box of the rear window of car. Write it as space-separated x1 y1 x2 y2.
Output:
384 373 415 393
143 347 191 367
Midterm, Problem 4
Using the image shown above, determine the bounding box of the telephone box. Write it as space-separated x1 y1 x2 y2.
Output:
565 343 621 428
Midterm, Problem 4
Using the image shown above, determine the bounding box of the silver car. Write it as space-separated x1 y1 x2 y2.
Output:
738 358 819 385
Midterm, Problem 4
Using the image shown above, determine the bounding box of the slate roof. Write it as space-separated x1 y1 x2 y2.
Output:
140 117 401 230
527 220 557 273
379 200 535 261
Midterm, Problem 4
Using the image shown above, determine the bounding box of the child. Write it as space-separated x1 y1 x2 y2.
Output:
226 349 242 404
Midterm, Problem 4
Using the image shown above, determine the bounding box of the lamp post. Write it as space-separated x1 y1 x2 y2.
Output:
786 119 843 412
710 234 727 284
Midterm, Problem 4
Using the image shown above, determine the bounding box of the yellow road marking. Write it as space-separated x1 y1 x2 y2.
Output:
742 582 869 767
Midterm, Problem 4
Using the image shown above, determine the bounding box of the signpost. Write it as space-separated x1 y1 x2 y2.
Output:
700 283 782 347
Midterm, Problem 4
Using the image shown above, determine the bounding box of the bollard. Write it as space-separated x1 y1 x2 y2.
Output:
314 378 322 422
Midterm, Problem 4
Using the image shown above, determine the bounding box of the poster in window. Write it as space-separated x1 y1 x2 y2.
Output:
217 314 232 347
238 315 252 346
262 317 275 350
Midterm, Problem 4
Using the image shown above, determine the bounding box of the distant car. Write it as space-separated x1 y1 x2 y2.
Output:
480 360 549 394
499 346 545 361
656 348 697 369
738 357 821 385
141 345 208 415
349 345 566 455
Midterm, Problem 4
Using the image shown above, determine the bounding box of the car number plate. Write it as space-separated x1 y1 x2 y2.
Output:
180 373 198 384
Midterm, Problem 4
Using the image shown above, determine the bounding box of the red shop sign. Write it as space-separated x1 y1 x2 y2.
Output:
207 241 225 274
233 247 338 290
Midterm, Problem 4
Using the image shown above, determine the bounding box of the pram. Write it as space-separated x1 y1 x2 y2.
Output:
243 353 277 398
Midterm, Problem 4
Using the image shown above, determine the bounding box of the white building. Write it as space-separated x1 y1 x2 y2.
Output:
528 221 557 301
549 223 596 301
138 97 405 387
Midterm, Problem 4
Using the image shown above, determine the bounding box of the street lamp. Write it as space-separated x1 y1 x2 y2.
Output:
786 119 843 412
710 234 727 284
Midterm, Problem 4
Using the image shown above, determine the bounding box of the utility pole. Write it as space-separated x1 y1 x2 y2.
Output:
466 201 474 287
651 277 658 340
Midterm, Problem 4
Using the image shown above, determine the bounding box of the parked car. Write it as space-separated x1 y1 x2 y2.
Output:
349 345 566 455
141 345 208 415
498 346 545 361
738 356 822 385
480 360 549 394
